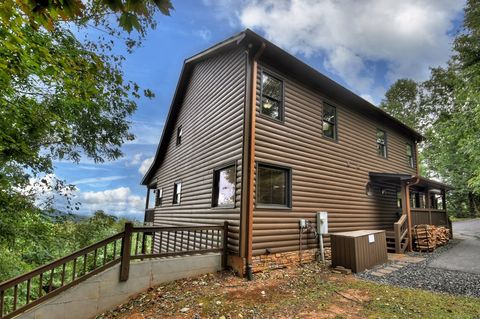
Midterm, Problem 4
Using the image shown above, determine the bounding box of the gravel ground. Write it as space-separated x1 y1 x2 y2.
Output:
356 239 480 298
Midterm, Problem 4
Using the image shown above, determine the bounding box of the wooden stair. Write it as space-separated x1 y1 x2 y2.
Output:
385 229 396 253
385 229 409 253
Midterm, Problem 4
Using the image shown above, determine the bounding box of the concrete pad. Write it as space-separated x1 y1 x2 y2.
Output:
383 266 399 272
371 271 386 277
388 253 425 264
389 264 405 269
376 268 394 274
400 256 425 263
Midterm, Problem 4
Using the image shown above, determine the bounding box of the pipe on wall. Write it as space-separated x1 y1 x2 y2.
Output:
245 42 266 280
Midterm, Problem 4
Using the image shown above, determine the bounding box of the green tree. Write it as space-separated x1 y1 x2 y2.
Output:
380 0 480 217
380 79 422 130
0 1 173 280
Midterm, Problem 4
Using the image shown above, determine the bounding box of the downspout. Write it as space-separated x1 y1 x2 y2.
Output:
405 176 420 251
245 42 265 280
414 141 420 176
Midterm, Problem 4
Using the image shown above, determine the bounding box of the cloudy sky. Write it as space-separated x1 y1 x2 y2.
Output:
53 0 465 220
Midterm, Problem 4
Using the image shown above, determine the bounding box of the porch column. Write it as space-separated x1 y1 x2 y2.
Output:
405 183 413 251
145 187 151 210
426 187 432 225
400 181 408 216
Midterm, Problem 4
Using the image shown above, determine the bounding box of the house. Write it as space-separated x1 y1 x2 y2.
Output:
141 29 451 277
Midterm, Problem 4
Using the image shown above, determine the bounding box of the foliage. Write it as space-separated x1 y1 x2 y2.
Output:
0 1 172 280
0 209 129 282
380 0 480 217
0 1 172 192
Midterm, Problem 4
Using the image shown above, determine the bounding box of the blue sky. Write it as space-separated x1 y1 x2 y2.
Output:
51 0 465 220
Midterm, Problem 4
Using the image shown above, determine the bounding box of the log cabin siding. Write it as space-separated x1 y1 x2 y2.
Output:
152 48 247 254
252 64 417 256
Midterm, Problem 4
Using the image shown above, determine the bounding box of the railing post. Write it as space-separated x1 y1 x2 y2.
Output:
222 221 228 269
394 222 401 254
120 222 133 282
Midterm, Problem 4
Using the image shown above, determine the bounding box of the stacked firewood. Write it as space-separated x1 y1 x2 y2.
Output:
414 225 450 251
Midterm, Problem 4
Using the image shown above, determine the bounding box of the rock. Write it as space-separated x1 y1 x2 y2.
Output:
180 307 190 313
215 301 222 305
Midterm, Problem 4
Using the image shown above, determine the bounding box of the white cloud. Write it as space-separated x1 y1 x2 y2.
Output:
71 175 126 185
139 156 154 176
208 0 464 103
193 28 212 41
78 187 144 217
128 120 164 145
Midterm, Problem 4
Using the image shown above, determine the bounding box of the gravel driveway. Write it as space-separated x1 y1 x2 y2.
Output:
356 219 480 298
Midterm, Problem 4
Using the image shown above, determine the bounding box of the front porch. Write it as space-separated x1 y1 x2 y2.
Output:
370 173 452 254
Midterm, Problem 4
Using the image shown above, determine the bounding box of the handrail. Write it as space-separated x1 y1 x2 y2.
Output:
0 222 229 319
393 214 408 254
0 233 124 291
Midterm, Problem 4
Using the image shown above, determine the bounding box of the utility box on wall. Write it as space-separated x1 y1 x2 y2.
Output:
330 230 387 273
316 211 328 234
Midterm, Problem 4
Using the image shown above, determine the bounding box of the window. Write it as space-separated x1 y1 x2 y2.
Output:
172 182 182 204
376 129 387 158
155 188 163 207
366 182 373 196
176 126 182 146
256 164 290 207
212 165 236 207
322 103 337 139
397 191 402 208
260 72 283 121
406 144 414 168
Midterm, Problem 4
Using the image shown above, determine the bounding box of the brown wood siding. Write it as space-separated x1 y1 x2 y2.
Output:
152 48 247 254
252 63 417 256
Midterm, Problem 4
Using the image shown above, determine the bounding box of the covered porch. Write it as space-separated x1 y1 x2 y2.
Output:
370 173 452 254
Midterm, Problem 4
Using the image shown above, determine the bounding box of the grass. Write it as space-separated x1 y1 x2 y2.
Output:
99 263 480 319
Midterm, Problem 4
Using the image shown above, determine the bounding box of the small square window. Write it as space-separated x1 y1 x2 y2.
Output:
256 164 291 207
176 126 182 146
322 103 337 140
406 144 414 168
173 182 182 204
155 188 163 207
212 165 236 207
261 72 284 121
376 129 387 158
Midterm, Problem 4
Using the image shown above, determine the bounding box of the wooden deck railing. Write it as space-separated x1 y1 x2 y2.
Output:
393 214 409 254
0 222 228 319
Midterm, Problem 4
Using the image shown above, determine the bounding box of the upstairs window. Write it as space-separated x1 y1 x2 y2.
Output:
260 72 284 121
406 144 414 168
376 129 387 158
155 188 163 207
212 165 236 207
256 164 291 208
176 126 182 146
172 182 182 204
322 103 337 140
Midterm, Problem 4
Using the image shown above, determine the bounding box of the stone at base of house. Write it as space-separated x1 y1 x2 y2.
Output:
227 248 332 276
251 248 332 273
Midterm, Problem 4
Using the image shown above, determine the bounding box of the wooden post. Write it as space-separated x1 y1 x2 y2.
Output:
394 222 401 254
222 221 229 269
119 222 133 282
426 187 432 225
405 185 413 251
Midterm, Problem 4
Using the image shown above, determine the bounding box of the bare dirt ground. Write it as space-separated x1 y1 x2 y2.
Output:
97 263 480 319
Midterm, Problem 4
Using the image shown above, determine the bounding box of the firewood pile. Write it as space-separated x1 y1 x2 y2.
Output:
413 224 450 251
